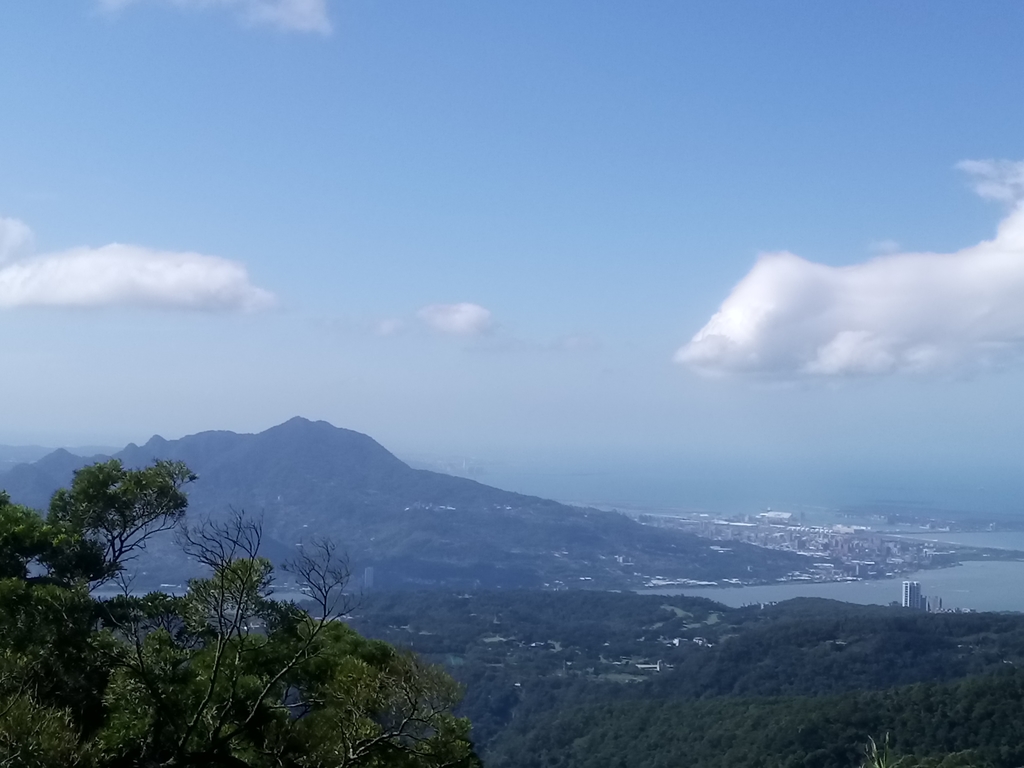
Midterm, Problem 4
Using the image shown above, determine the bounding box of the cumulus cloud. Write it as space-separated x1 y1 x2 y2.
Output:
417 303 493 336
97 0 332 34
677 171 1024 377
0 217 274 311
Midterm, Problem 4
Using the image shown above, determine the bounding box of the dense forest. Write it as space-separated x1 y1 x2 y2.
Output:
347 591 1024 767
486 672 1024 768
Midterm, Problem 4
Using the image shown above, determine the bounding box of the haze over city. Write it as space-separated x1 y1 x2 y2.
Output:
2 2 1023 513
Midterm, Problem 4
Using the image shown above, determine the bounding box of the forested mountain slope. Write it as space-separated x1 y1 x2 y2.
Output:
487 673 1024 768
0 418 808 589
347 592 1024 766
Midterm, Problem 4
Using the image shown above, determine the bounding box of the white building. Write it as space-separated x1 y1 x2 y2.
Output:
902 580 924 609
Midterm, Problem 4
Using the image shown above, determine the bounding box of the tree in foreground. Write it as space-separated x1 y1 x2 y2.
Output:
0 459 478 768
861 736 986 768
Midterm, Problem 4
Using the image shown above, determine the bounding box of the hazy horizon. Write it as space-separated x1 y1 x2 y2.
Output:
4 414 1021 518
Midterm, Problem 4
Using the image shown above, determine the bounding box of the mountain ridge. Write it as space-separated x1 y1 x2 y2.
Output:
0 417 807 589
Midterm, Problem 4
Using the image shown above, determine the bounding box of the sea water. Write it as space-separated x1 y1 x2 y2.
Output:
645 559 1024 612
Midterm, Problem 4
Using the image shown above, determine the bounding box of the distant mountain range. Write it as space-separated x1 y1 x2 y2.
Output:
0 443 117 473
0 418 807 590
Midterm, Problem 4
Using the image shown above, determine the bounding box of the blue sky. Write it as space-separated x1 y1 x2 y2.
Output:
2 2 1023 512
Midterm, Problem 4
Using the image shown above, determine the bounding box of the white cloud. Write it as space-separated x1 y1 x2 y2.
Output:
0 218 274 311
98 0 332 34
0 217 33 263
957 159 1024 204
676 201 1024 378
417 303 493 336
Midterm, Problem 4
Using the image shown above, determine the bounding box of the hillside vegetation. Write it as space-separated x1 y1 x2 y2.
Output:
0 461 476 767
2 456 1020 767
346 591 1024 767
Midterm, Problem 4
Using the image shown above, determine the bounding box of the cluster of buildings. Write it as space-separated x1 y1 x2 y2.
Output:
641 508 961 582
901 580 944 611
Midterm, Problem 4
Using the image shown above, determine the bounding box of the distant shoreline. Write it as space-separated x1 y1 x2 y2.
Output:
638 559 1024 613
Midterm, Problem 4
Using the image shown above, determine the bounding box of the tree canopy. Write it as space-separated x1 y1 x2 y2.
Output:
0 460 478 768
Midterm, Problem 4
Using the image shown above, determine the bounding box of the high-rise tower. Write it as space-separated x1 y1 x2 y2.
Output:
902 580 923 609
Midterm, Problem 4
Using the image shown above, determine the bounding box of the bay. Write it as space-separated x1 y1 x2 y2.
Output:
644 560 1024 613
898 531 1024 551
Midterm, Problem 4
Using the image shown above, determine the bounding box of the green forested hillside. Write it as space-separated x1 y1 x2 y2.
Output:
486 672 1024 768
347 591 1024 767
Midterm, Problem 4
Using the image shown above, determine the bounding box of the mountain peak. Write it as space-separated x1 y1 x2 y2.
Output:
281 416 318 427
270 416 333 433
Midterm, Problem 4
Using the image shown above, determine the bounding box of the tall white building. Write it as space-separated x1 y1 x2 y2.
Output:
902 580 923 609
